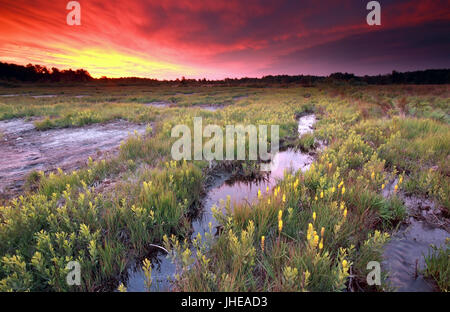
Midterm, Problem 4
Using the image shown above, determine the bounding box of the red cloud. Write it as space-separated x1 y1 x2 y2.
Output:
0 0 448 79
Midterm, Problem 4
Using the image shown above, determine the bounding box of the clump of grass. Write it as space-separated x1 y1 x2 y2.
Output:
24 170 44 193
423 241 449 292
34 110 102 130
296 133 316 151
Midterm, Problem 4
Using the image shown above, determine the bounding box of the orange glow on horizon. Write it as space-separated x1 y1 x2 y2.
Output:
48 47 198 79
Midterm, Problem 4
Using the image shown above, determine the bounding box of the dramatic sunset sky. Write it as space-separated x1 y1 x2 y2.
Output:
0 0 449 79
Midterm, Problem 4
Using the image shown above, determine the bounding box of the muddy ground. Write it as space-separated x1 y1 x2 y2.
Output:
0 119 148 199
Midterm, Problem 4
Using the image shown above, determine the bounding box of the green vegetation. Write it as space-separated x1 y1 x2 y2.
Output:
0 83 448 291
424 241 449 291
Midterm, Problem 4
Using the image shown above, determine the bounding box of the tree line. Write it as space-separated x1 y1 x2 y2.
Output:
0 62 93 82
0 62 449 85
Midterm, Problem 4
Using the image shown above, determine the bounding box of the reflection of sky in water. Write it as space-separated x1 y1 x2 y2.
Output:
126 252 176 292
126 114 316 291
192 149 313 239
383 221 448 291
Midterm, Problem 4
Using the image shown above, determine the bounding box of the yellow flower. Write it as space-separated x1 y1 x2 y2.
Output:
313 235 319 248
266 186 269 193
267 198 271 205
340 201 345 211
371 171 375 180
117 283 127 292
381 183 385 190
307 223 314 240
278 210 283 222
261 236 265 252
319 238 323 250
394 184 398 192
258 189 262 198
399 176 403 185
342 186 346 195
314 196 318 201
321 227 325 237
331 187 335 194
328 163 332 170
313 211 316 222
342 259 348 270
278 220 283 233
343 209 347 218
338 180 344 188
282 194 286 203
320 191 324 199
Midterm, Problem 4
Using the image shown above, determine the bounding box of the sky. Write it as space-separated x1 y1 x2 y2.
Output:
0 0 449 79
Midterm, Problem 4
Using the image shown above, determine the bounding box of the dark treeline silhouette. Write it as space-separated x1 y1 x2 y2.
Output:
1 62 449 85
0 62 93 82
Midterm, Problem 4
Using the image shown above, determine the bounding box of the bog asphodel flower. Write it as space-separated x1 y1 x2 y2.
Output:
307 223 314 240
343 209 348 218
342 186 346 195
381 183 385 190
261 236 265 252
394 184 398 192
321 227 325 237
371 171 375 180
342 259 348 271
282 194 286 203
258 189 262 198
313 235 319 248
313 211 316 221
319 238 323 250
278 209 283 222
320 191 324 199
278 220 283 233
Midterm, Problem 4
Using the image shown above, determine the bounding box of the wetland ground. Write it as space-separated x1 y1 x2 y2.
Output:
0 82 448 292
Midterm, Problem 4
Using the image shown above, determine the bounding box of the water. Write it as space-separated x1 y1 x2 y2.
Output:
144 101 171 108
31 95 57 98
197 105 223 111
382 179 449 291
192 149 314 239
125 114 317 291
383 221 448 291
144 102 223 111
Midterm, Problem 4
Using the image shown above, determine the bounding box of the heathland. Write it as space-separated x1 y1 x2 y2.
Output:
0 80 448 292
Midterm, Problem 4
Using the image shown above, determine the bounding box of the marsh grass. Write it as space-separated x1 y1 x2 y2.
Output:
0 83 448 292
423 241 449 291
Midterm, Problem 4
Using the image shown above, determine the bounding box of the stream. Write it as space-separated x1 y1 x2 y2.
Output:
382 179 449 291
125 114 317 291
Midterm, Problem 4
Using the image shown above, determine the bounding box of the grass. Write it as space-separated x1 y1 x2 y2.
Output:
0 82 448 291
424 241 449 291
